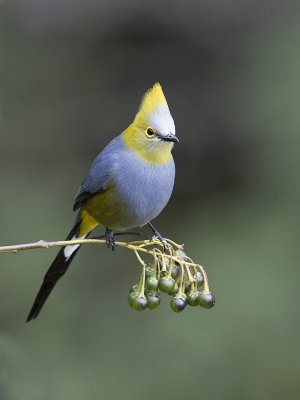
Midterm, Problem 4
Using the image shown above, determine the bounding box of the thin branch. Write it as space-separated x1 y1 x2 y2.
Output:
0 231 147 254
0 238 150 254
0 236 199 267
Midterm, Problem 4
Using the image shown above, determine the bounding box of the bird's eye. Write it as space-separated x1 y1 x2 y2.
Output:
146 127 155 137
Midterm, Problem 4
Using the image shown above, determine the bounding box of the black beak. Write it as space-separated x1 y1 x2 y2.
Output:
161 133 179 143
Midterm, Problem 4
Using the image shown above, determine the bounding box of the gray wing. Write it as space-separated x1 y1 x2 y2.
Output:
73 136 121 211
73 176 106 211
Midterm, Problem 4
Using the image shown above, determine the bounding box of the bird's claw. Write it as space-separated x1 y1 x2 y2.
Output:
152 233 167 252
148 223 167 252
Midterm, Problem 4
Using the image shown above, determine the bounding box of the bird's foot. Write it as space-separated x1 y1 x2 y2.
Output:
148 223 166 252
152 235 167 252
152 231 164 243
105 228 116 251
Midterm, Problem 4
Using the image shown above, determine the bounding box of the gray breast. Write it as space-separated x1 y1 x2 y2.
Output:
112 147 175 228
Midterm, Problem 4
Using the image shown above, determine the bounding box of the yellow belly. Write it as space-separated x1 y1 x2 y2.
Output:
79 187 137 234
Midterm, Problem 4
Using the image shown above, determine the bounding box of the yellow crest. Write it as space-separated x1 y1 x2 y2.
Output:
122 83 174 164
134 83 168 124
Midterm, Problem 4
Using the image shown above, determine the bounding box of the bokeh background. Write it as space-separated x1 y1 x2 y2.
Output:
0 1 299 399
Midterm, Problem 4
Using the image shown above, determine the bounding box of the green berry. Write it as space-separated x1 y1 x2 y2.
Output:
132 296 148 312
196 272 204 287
198 292 215 309
143 286 151 295
145 277 158 291
171 265 179 280
170 294 187 313
187 290 199 306
145 264 155 278
128 292 137 307
168 283 179 296
175 249 187 264
146 292 161 310
184 283 191 293
129 284 138 293
158 276 175 293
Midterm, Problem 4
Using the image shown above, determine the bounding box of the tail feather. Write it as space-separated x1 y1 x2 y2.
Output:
27 218 82 322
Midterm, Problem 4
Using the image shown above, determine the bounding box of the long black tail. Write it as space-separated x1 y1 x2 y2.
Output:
26 218 82 322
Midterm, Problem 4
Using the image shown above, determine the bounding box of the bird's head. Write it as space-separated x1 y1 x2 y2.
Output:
123 83 178 164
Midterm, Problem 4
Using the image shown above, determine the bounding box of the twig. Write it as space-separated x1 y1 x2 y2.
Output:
0 236 198 267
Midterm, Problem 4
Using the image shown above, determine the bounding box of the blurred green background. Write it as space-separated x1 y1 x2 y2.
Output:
0 1 299 399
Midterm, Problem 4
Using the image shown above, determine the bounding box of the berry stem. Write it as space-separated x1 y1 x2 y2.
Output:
184 263 195 284
177 262 185 296
165 239 183 249
154 248 167 273
197 264 210 294
134 250 145 267
137 263 146 298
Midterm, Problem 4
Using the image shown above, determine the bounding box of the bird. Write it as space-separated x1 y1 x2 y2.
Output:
26 82 179 322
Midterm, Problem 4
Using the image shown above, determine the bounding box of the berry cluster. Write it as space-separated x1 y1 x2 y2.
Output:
128 248 215 313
